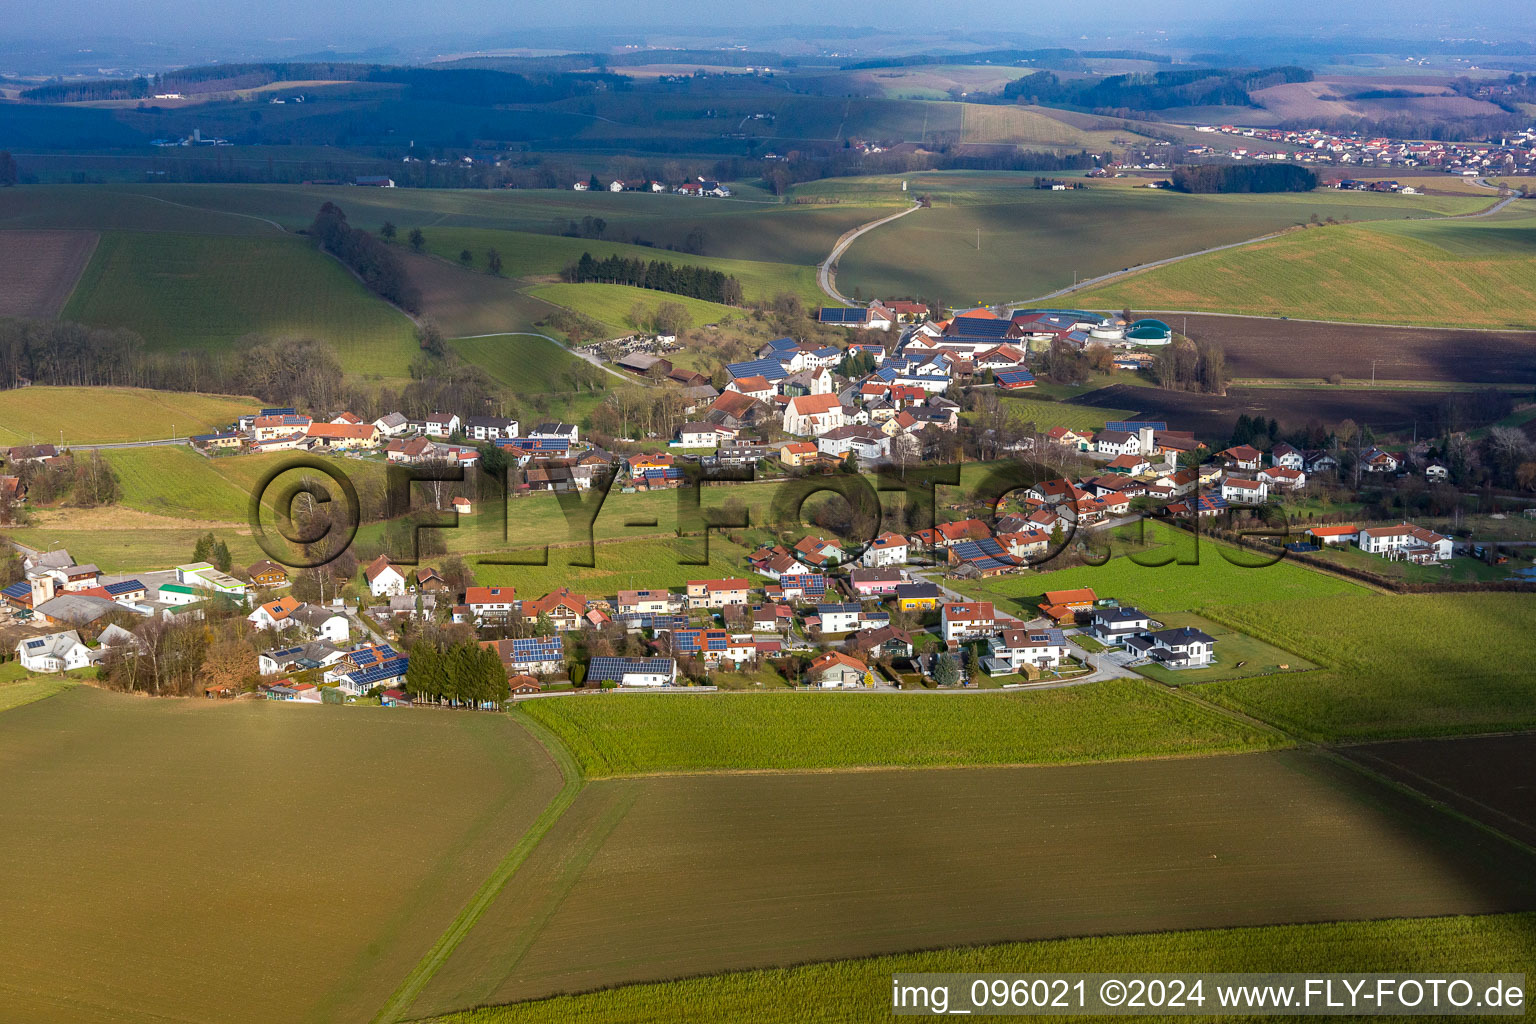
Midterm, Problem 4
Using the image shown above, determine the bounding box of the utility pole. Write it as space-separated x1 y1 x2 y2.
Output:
1371 360 1378 386
976 227 981 251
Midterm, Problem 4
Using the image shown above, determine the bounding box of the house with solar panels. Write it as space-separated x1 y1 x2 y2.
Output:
480 635 565 676
16 630 94 673
946 539 1021 577
585 657 677 688
818 307 870 327
987 628 1071 674
725 357 789 385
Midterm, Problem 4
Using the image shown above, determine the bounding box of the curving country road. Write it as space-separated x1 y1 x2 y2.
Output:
817 202 922 305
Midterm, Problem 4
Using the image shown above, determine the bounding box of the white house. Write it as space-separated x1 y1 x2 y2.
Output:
15 630 93 673
289 604 351 643
423 412 460 438
861 532 909 567
813 602 863 635
989 628 1070 671
1125 626 1216 669
1221 477 1269 505
1094 430 1141 457
364 556 408 598
940 601 995 644
1356 523 1452 563
1258 466 1307 492
248 595 302 631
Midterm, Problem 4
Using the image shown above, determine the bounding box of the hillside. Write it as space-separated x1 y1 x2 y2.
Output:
1071 205 1536 329
62 232 421 378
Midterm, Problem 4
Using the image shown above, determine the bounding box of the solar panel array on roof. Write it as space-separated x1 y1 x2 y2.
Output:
349 644 398 670
2 581 31 600
945 318 1011 338
103 580 144 596
726 358 788 382
673 629 729 653
587 657 675 683
1105 421 1166 433
765 336 798 352
995 369 1036 386
499 437 569 452
346 658 409 688
784 574 827 595
618 612 690 632
510 636 564 662
642 467 684 481
818 307 867 324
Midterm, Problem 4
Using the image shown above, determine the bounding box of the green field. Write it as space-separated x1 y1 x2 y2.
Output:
102 444 255 521
517 681 1282 777
416 228 821 306
61 232 421 377
431 912 1536 1024
527 282 744 334
832 183 1492 305
70 184 877 266
0 386 254 445
0 675 76 714
1072 205 1536 329
952 522 1366 619
466 536 755 597
1199 592 1536 742
445 333 601 392
411 749 1536 1013
0 686 562 1024
5 521 266 572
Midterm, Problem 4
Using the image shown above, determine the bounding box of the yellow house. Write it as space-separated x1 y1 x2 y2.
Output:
895 582 939 611
778 441 818 467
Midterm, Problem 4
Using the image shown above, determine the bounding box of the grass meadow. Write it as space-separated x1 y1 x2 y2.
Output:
429 912 1536 1024
0 686 562 1024
102 444 255 521
86 183 877 266
952 521 1365 619
994 393 1136 431
832 184 1489 304
526 282 745 333
61 232 421 377
4 521 266 572
412 750 1536 1013
1198 592 1536 742
1072 206 1536 329
516 681 1284 777
417 227 822 306
0 386 254 445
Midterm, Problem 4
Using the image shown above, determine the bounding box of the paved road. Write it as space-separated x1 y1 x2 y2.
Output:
817 203 922 305
63 437 191 450
1010 191 1521 308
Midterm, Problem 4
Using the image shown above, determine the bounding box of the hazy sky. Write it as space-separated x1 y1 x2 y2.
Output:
4 0 1530 52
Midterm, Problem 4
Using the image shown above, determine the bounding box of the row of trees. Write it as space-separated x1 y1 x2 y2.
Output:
404 638 508 706
1170 164 1318 194
1150 338 1228 394
0 319 353 412
561 252 744 306
307 202 420 314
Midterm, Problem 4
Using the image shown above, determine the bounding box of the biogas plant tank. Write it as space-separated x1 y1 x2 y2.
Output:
1090 323 1126 340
